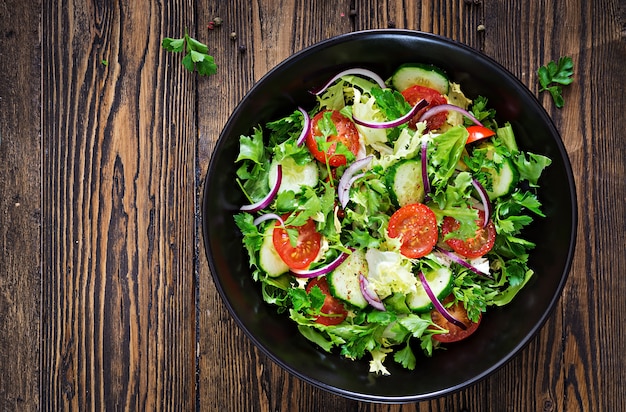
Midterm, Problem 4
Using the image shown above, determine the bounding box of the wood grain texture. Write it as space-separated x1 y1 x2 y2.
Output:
0 0 624 410
40 0 196 409
485 1 626 411
0 1 41 410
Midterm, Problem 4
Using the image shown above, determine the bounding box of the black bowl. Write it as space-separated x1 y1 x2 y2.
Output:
202 30 577 403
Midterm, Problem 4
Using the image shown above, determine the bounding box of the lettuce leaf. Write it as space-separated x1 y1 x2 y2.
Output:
514 152 552 186
352 87 389 147
428 125 469 186
236 127 265 164
365 248 417 298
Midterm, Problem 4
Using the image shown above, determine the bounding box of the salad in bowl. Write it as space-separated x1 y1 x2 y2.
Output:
233 63 552 375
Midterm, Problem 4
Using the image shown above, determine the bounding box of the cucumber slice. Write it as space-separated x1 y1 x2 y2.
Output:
406 267 454 313
327 249 369 309
258 226 289 277
391 63 450 94
385 158 425 207
485 157 519 199
477 143 520 199
268 156 319 194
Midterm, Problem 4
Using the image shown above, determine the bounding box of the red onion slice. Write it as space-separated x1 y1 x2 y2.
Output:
311 68 387 96
290 251 350 278
418 271 467 330
435 246 492 279
240 165 282 212
471 178 491 227
359 274 386 311
418 104 483 127
252 213 286 228
421 140 431 202
337 155 373 208
342 173 365 208
352 99 428 129
296 107 311 146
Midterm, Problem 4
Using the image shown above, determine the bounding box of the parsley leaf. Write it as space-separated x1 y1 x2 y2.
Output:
317 111 338 139
370 87 411 121
162 30 217 77
394 343 416 370
538 56 574 108
468 95 497 129
236 128 265 164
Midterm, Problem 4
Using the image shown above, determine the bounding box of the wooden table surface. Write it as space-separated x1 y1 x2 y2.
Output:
1 0 625 410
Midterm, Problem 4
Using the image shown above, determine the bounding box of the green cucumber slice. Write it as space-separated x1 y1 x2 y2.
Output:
258 226 289 277
477 142 520 199
327 249 369 309
268 156 319 194
385 158 425 207
391 63 450 94
406 267 454 313
486 158 519 199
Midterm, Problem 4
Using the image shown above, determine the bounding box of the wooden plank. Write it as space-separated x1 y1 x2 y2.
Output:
0 1 42 410
40 1 197 409
2 0 625 409
484 1 626 411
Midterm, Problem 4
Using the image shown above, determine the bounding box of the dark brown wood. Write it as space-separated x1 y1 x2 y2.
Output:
38 1 197 409
0 1 41 411
0 0 624 410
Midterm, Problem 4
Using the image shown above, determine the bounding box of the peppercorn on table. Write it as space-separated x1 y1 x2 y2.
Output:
1 0 624 410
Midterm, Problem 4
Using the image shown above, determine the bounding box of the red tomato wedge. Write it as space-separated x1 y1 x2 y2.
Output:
431 295 481 343
387 203 438 259
441 209 496 259
306 110 360 167
401 85 448 130
466 125 496 144
306 277 348 326
272 217 322 269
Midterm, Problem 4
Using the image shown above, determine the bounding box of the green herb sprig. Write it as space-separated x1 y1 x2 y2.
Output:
162 30 217 77
538 56 574 108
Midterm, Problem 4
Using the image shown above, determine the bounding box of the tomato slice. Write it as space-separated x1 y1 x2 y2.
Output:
401 85 448 130
306 277 348 326
306 110 360 167
441 209 496 259
431 295 481 343
387 203 438 259
272 217 322 269
466 125 496 144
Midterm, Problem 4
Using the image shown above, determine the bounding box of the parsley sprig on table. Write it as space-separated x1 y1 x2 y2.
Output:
538 56 574 108
162 30 217 77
